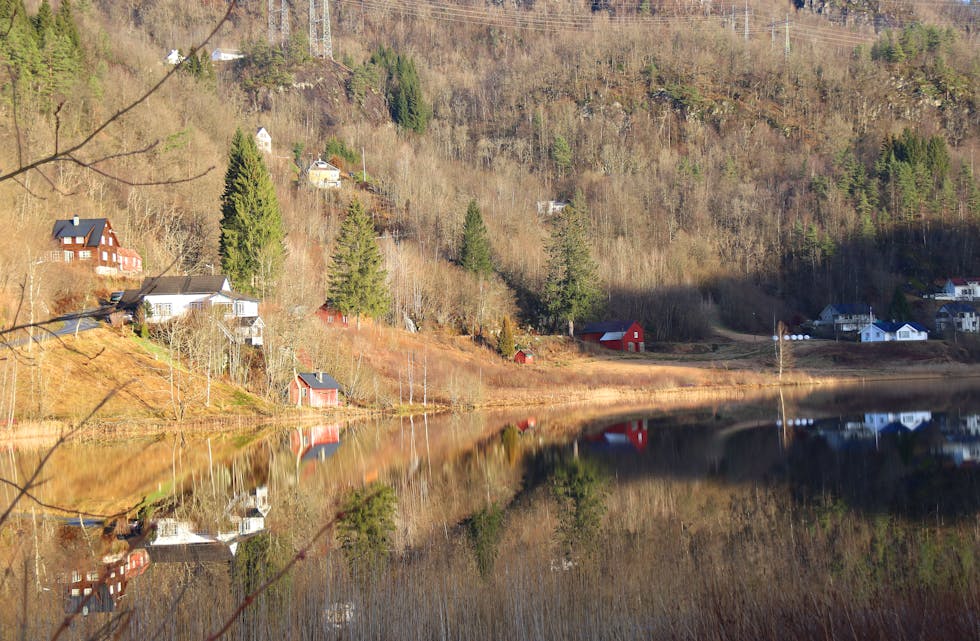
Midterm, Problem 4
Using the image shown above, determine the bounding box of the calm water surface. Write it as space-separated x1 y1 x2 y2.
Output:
3 378 979 639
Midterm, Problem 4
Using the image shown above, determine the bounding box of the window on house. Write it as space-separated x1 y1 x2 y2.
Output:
112 253 116 262
83 587 92 596
86 572 99 581
74 236 83 243
62 237 71 244
78 250 92 260
108 237 113 246
101 235 105 244
633 331 638 338
898 330 909 338
154 303 172 317
71 588 80 596
63 251 73 262
101 251 108 261
234 302 245 315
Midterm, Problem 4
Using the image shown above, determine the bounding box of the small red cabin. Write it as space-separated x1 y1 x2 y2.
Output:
514 349 534 364
579 320 645 352
289 372 341 407
316 304 349 327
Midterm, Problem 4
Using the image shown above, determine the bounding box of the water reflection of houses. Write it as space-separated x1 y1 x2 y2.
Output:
586 420 648 453
292 424 342 462
60 548 149 615
798 410 980 467
147 486 270 564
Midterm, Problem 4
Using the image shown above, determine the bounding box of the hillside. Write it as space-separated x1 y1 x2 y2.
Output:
0 0 978 413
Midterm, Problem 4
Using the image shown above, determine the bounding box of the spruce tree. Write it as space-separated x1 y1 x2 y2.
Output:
543 199 601 336
497 316 516 359
459 200 493 277
219 128 286 297
327 199 390 327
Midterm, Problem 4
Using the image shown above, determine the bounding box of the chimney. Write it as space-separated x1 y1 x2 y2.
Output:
316 372 323 383
72 214 79 226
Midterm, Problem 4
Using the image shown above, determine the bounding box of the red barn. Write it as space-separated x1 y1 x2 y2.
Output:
514 349 534 364
289 372 341 407
579 320 645 352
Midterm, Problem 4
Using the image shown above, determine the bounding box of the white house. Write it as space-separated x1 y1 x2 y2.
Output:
859 320 928 343
863 411 933 432
211 48 244 62
935 302 979 334
536 200 568 216
255 127 272 154
119 275 263 345
165 49 184 65
816 303 873 333
936 277 980 301
307 159 341 189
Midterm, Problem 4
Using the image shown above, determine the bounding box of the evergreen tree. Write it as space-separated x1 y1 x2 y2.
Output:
497 316 516 359
327 199 390 326
543 200 601 335
337 483 397 574
219 128 286 297
459 200 493 277
887 285 913 322
551 135 572 176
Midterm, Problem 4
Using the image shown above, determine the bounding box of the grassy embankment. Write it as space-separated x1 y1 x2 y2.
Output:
1 322 978 435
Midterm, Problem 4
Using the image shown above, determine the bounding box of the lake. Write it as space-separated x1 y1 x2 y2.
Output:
2 379 979 640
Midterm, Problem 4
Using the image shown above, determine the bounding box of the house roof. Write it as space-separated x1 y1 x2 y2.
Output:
145 543 236 564
296 372 341 390
599 331 626 342
309 159 339 171
948 277 980 286
939 302 977 314
302 442 341 461
117 247 140 259
580 320 639 335
139 275 230 295
826 303 872 315
51 218 108 247
869 321 928 333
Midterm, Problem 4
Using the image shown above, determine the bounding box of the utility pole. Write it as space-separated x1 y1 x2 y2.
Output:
744 3 748 43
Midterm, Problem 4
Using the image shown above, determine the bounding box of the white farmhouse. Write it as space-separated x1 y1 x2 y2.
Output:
859 320 928 343
118 275 263 345
935 302 979 334
255 127 272 154
937 277 980 301
211 48 244 62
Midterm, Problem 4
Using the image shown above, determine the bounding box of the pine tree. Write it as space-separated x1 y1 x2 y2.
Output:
219 128 286 297
543 200 601 335
459 200 493 277
327 199 390 327
887 285 913 322
497 316 516 359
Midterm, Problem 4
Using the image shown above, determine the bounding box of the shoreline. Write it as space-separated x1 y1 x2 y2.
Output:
3 366 978 446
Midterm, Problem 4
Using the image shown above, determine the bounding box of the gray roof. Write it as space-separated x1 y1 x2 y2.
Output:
136 275 231 295
51 218 107 247
297 372 341 390
146 543 235 564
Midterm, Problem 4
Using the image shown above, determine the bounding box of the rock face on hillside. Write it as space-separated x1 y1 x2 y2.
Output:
290 62 390 129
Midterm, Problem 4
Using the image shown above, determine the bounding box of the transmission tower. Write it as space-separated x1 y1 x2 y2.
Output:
309 0 333 59
269 0 290 44
281 0 290 42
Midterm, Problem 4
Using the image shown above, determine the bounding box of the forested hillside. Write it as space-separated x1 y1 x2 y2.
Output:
1 0 978 378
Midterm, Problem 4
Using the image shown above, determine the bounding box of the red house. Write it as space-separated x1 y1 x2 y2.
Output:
316 304 349 327
579 320 645 352
290 424 341 461
289 372 341 407
514 349 534 364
